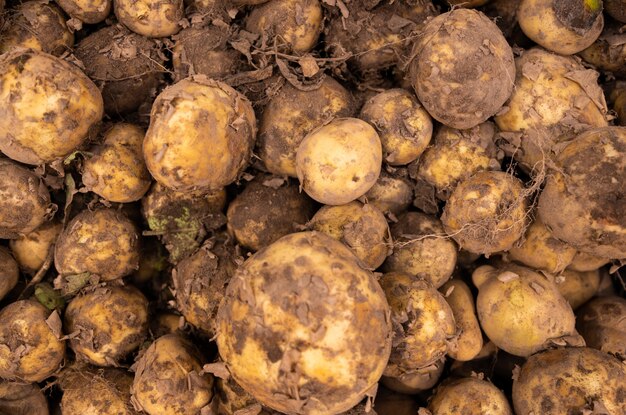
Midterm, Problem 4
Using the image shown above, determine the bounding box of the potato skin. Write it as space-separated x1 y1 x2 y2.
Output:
0 247 18 302
512 347 626 415
64 286 149 366
9 221 62 275
409 9 515 129
54 209 140 281
0 381 49 415
0 300 65 382
131 334 214 415
441 171 528 255
144 77 256 192
538 127 626 259
56 0 111 23
217 231 392 415
0 49 103 165
0 159 55 239
429 377 512 415
296 118 382 205
576 296 626 358
440 280 482 362
115 0 183 38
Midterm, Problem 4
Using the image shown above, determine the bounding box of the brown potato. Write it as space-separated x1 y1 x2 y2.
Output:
409 9 515 129
0 49 103 165
9 221 62 275
512 347 626 415
55 209 140 281
296 118 382 205
144 77 256 191
553 269 600 310
217 232 392 415
567 250 611 272
440 280 483 362
115 0 183 38
0 247 18 302
0 381 49 415
309 201 390 270
0 300 65 382
576 296 626 358
428 377 512 415
383 212 457 289
359 172 413 216
579 20 626 78
56 0 111 24
605 0 626 23
381 359 444 395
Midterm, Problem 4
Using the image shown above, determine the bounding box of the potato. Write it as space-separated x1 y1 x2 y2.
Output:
440 280 482 362
359 89 433 166
115 0 183 38
9 221 62 275
408 9 515 129
0 381 49 415
227 176 316 251
449 341 499 379
383 212 457 289
131 334 214 415
296 118 382 205
579 21 626 78
60 365 138 415
553 268 600 310
567 250 610 272
257 77 354 177
245 0 322 54
381 359 444 395
82 123 151 203
538 127 626 259
309 201 390 270
142 183 227 263
144 77 256 191
506 217 577 273
577 296 626 358
441 171 528 255
518 0 603 55
214 376 258 415
0 49 103 165
217 232 392 415
0 1 73 56
495 48 608 170
0 300 65 382
0 159 55 239
55 209 140 281
359 172 413 216
75 25 165 116
472 263 579 357
605 0 626 22
417 123 500 197
512 347 626 415
56 0 111 24
381 273 456 377
428 377 512 415
172 237 239 336
0 247 18 302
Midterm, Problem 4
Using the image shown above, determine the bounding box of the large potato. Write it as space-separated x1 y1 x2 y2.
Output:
9 221 62 275
409 9 515 129
428 377 512 415
115 0 183 38
0 300 65 382
576 296 626 358
0 381 49 415
144 77 256 191
296 118 382 205
0 49 103 165
217 231 392 415
0 248 18 302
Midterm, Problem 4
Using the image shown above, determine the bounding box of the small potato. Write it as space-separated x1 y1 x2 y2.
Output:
82 123 151 203
518 0 603 55
473 263 579 357
309 201 390 270
553 269 600 310
576 296 626 358
579 21 626 78
0 381 49 415
359 172 413 216
217 232 392 415
245 0 322 54
257 77 355 177
0 1 73 56
0 159 55 239
131 334 214 415
0 300 65 382
506 217 577 274
55 209 140 281
409 9 515 129
115 0 183 38
0 247 18 302
142 183 227 263
144 77 256 191
9 221 62 275
440 280 482 362
441 171 528 255
227 176 316 251
428 377 512 415
381 272 457 377
538 127 626 259
151 312 184 338
296 118 382 205
360 89 433 166
567 251 610 272
381 359 444 395
56 0 111 24
605 0 626 22
383 212 457 289
512 347 626 415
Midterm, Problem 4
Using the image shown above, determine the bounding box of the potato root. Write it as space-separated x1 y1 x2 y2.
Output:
9 221 62 275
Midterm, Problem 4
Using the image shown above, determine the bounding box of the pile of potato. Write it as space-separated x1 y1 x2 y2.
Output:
0 0 625 414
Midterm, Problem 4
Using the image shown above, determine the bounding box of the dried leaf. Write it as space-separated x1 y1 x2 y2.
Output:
497 271 519 283
45 310 63 339
263 177 286 189
203 362 230 379
298 55 320 77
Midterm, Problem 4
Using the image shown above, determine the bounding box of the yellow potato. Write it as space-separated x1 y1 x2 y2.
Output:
0 300 65 382
428 377 512 415
296 118 382 205
115 0 183 38
359 172 413 216
57 0 111 24
144 77 256 191
553 269 600 310
0 247 18 302
576 296 626 358
440 280 483 362
381 359 444 395
567 250 611 272
9 221 62 275
151 312 184 338
0 381 49 415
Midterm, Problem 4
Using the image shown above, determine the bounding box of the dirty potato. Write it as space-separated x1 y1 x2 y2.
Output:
217 231 392 415
381 359 444 395
553 268 600 310
440 280 483 362
9 221 62 275
576 296 626 358
428 377 513 415
567 251 611 272
0 381 49 415
115 0 183 38
0 248 18 302
56 0 111 24
359 172 413 216
579 20 626 78
605 0 626 22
